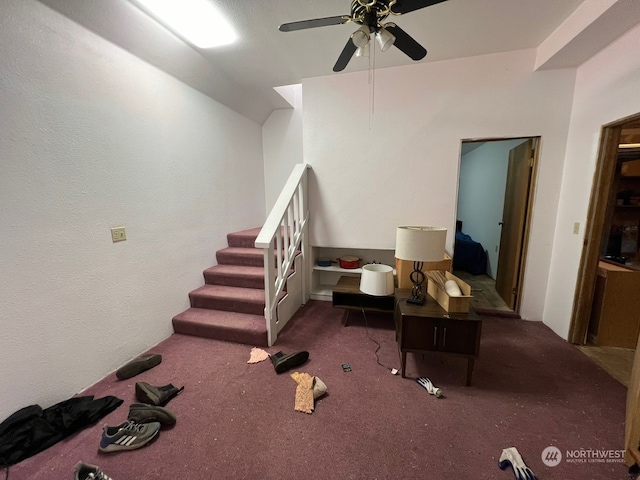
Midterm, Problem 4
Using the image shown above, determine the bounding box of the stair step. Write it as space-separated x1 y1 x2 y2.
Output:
203 264 294 290
216 247 264 267
217 247 302 268
189 285 266 315
204 265 266 289
172 226 298 347
227 227 262 248
172 308 267 346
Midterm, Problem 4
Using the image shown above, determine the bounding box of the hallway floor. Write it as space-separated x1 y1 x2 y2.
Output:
453 270 514 315
454 270 635 388
577 344 635 387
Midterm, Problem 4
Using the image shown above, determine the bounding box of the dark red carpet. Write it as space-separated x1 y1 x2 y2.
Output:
8 301 629 479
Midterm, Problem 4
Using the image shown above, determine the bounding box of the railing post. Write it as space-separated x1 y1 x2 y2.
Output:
263 241 277 347
300 171 310 303
256 163 311 345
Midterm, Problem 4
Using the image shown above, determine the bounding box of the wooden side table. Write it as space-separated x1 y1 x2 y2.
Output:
394 288 482 385
332 276 395 325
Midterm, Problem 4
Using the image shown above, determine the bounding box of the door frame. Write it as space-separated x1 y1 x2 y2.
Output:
457 136 540 314
569 112 640 344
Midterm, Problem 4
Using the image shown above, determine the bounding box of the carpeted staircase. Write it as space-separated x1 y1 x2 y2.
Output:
172 227 281 347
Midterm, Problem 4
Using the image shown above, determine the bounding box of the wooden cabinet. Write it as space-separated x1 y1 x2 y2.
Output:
625 334 640 467
604 157 640 264
401 316 440 351
400 316 479 355
394 289 482 385
440 320 480 354
588 261 640 349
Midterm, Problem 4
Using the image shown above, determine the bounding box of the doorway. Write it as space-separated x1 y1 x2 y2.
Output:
455 137 540 316
569 113 640 348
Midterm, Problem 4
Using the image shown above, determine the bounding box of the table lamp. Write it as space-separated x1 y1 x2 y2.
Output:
395 226 447 305
359 264 395 296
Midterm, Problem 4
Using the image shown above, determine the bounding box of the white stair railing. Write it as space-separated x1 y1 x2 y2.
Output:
255 163 311 346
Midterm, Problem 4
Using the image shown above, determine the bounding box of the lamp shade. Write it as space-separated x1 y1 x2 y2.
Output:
395 226 447 262
360 264 394 296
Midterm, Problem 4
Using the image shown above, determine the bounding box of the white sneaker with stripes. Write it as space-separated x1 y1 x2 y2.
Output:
99 420 160 453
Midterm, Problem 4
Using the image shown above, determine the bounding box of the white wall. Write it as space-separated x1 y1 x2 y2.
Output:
0 0 265 420
457 139 528 278
303 49 576 323
262 85 303 211
544 23 640 339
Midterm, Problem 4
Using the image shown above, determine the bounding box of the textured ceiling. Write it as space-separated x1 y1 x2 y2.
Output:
37 0 640 124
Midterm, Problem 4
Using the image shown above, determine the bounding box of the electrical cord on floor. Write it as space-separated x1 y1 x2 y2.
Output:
360 307 396 372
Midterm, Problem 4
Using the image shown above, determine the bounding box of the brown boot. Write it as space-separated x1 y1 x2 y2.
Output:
135 382 184 406
116 353 162 380
128 403 176 426
269 351 309 374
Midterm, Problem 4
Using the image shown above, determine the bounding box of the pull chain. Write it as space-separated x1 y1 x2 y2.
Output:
369 42 376 129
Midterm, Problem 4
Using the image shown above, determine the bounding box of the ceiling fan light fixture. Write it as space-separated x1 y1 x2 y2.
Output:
355 43 370 58
375 28 395 52
351 25 371 48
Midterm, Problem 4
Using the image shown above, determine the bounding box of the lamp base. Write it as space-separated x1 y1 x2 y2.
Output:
407 261 426 305
407 293 426 305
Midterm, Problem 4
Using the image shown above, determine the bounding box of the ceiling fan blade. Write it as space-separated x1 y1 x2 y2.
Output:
279 15 349 32
391 0 448 15
385 25 427 61
333 38 358 72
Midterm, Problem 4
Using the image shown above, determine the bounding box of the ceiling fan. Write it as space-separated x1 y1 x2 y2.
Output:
279 0 448 72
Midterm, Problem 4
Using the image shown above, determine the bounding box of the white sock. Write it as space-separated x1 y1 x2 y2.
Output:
416 377 443 397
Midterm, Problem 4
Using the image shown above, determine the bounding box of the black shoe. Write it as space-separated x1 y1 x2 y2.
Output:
135 382 184 406
128 403 176 426
116 353 162 380
269 351 309 374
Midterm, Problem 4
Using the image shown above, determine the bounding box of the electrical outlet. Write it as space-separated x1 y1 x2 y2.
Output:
111 227 126 242
573 222 580 235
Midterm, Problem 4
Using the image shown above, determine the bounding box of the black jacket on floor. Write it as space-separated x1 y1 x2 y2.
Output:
0 395 122 467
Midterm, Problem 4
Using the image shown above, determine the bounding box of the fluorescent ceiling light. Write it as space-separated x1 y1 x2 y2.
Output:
132 0 236 48
620 143 640 149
